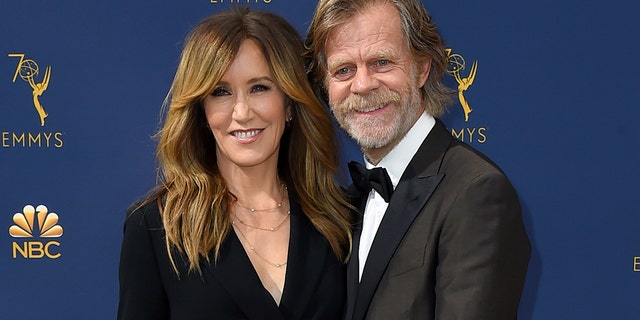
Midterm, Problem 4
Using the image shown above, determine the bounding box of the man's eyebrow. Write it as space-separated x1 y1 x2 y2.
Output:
371 49 398 60
328 49 399 71
327 58 352 73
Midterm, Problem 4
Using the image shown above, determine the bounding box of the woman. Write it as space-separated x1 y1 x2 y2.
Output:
118 8 352 320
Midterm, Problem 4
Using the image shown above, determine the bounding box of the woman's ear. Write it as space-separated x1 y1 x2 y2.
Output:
285 98 293 123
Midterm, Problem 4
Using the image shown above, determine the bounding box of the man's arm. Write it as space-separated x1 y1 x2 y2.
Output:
436 172 530 319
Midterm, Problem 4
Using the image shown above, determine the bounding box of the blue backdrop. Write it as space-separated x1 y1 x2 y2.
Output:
1 1 638 319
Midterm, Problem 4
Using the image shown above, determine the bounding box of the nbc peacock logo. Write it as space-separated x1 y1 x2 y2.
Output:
9 204 63 259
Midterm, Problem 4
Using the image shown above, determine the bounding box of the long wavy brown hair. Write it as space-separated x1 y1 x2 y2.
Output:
143 7 352 273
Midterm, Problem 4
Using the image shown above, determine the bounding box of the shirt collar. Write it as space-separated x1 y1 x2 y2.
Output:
364 113 435 188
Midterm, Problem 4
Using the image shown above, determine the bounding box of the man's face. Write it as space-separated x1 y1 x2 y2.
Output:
324 3 430 159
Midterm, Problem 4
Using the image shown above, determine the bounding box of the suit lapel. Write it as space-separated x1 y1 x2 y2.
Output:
208 231 284 319
278 199 327 319
345 186 366 320
209 196 330 320
352 119 452 319
352 174 444 319
398 119 452 182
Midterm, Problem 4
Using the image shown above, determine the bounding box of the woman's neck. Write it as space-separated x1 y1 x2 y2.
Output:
221 164 284 208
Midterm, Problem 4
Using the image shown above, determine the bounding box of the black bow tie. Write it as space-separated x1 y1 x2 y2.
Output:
348 161 394 202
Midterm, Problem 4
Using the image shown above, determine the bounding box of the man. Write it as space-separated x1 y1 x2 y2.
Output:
305 0 531 319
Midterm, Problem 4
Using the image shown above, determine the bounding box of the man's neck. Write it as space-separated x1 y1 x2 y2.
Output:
363 146 393 166
363 112 435 171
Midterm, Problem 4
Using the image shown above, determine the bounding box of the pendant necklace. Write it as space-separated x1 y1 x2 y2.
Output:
233 222 288 268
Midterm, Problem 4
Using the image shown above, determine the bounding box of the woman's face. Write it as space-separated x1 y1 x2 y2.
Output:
204 39 288 171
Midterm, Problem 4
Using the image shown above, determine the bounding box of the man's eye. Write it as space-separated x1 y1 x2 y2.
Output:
337 67 350 75
377 60 389 67
333 67 353 80
211 87 230 96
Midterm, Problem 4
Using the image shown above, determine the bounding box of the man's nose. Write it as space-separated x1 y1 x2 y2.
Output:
350 68 379 94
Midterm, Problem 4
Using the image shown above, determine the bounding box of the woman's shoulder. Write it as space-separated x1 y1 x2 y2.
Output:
124 199 163 231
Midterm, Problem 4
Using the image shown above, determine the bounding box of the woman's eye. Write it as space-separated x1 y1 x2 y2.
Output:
211 87 230 96
251 84 271 93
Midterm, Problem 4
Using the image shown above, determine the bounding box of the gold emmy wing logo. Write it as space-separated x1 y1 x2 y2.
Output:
8 53 52 126
446 49 477 122
9 205 63 259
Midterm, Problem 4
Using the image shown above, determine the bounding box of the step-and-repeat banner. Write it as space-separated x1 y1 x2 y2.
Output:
1 1 638 319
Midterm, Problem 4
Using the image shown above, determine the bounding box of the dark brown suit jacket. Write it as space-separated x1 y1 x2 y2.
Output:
345 119 530 320
118 195 345 320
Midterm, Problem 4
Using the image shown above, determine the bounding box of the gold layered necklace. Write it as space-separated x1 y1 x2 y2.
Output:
233 222 289 268
231 184 289 268
233 211 290 231
233 184 287 213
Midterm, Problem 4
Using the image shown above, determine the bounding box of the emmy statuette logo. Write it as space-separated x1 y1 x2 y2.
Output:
3 53 64 148
445 48 486 144
446 48 477 122
8 53 51 126
9 204 63 259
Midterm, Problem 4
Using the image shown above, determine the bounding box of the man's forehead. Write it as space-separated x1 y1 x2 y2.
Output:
325 7 403 55
325 25 403 65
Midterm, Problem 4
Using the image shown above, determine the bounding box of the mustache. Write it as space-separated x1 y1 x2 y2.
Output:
337 89 402 111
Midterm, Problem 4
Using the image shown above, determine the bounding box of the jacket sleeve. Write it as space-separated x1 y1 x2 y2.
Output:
436 172 530 320
117 205 169 320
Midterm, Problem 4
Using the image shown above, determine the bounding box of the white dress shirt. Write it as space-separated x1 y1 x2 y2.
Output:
358 113 436 281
